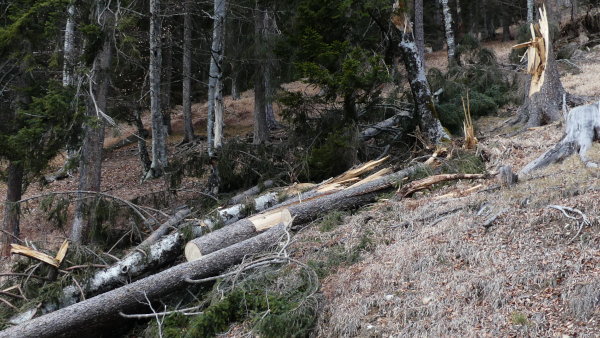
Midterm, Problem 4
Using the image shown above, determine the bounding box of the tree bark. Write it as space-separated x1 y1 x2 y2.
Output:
439 0 458 65
360 109 413 141
147 0 168 178
182 1 195 143
1 225 286 338
528 0 535 22
134 107 151 174
201 191 278 229
207 0 227 155
253 4 269 144
414 0 425 65
230 62 241 100
162 31 173 136
1 162 24 257
62 2 76 87
71 2 113 244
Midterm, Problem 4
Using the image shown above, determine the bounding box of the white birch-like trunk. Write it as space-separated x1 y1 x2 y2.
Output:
527 0 534 22
148 0 168 178
439 0 457 65
207 0 227 155
182 1 195 143
62 3 76 87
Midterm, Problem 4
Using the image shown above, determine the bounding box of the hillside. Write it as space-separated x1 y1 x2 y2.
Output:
2 39 600 336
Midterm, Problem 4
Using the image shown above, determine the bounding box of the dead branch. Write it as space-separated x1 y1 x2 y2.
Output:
397 173 488 198
547 205 591 243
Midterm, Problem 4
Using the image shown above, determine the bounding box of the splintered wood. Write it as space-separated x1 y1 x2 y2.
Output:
512 5 550 95
10 240 69 268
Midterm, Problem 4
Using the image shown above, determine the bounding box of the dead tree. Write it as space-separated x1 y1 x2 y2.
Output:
392 0 450 145
207 0 227 153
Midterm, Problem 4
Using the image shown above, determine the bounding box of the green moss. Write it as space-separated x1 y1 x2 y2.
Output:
318 211 347 232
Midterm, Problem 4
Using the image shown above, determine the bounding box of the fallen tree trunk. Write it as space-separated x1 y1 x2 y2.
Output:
138 207 190 247
202 191 279 229
360 111 412 141
11 209 193 322
227 179 274 205
0 224 286 338
185 164 423 261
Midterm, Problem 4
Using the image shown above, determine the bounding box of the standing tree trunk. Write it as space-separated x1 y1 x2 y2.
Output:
439 0 458 65
263 9 278 130
71 2 113 244
528 0 535 22
253 3 269 144
515 4 567 127
207 0 227 154
414 0 425 65
162 31 173 136
147 0 168 179
181 0 195 143
392 1 450 145
62 2 76 87
1 162 24 257
230 62 241 100
134 107 152 174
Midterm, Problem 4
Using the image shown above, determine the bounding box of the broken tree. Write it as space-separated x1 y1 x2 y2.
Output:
513 5 580 127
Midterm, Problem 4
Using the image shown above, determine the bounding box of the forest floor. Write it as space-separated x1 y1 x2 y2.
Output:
2 38 600 336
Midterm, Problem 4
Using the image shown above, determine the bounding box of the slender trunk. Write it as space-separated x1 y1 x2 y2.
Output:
162 32 173 135
414 0 425 65
439 0 457 65
230 62 240 100
70 2 113 244
207 0 227 155
147 0 167 179
392 3 449 145
1 162 24 257
214 77 224 149
134 107 151 174
182 1 195 143
528 0 535 22
62 3 76 87
263 9 277 130
253 4 268 144
502 13 512 41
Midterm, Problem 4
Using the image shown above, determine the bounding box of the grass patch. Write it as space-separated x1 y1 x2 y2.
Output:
510 312 530 326
318 211 347 232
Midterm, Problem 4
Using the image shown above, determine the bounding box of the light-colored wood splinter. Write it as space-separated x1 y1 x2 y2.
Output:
10 239 69 268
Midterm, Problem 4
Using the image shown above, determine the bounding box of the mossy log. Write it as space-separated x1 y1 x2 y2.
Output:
185 164 423 261
0 225 286 338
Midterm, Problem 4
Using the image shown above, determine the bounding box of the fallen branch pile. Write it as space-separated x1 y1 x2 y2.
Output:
2 153 487 336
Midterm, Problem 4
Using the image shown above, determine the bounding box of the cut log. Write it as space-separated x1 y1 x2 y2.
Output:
185 164 424 261
185 209 292 261
0 225 287 338
397 173 488 198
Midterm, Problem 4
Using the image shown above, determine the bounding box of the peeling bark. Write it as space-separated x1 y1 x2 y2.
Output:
207 0 227 154
439 0 457 65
